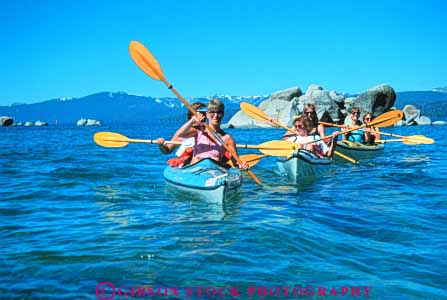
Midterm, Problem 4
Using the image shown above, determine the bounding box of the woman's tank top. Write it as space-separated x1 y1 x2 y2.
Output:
193 130 226 162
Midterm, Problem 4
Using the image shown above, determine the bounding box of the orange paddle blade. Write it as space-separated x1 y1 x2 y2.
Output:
129 41 165 81
94 132 130 148
240 102 270 121
227 154 268 168
370 110 404 128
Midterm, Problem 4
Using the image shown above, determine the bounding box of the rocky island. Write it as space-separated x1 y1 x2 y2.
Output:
227 84 432 128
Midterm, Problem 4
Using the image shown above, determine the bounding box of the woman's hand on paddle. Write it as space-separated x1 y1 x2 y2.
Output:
191 113 206 124
238 161 249 170
332 131 340 141
154 137 165 145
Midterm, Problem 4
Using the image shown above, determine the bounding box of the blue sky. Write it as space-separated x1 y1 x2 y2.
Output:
1 0 446 105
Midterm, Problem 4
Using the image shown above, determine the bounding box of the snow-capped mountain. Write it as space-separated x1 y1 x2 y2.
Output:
0 91 269 124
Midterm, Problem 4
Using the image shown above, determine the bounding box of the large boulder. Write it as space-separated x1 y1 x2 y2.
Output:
270 87 302 102
402 105 420 125
1 116 13 126
226 110 256 128
296 87 343 122
286 85 345 126
259 99 294 127
353 84 396 117
227 87 302 128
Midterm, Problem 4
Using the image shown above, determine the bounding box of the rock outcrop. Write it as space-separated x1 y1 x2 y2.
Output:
399 104 432 125
227 83 398 128
228 87 301 128
76 118 87 126
1 116 13 126
349 84 396 118
77 118 101 126
35 120 48 126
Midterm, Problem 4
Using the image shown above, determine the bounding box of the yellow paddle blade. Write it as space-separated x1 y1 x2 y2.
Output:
94 132 129 148
240 101 291 131
401 136 435 145
240 102 270 121
407 135 435 144
372 131 434 144
377 136 434 145
400 139 424 145
227 154 268 168
129 41 165 81
371 110 404 128
237 140 297 156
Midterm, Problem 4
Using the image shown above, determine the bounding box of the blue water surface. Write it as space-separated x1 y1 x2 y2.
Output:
0 123 446 300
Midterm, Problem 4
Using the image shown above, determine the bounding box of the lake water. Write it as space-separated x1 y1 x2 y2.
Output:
0 123 446 300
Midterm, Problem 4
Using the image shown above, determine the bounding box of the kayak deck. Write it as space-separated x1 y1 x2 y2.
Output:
336 140 384 162
163 158 242 203
276 150 332 184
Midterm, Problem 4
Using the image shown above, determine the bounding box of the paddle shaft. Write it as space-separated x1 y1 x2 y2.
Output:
377 139 404 143
372 131 403 138
236 144 295 150
107 138 182 145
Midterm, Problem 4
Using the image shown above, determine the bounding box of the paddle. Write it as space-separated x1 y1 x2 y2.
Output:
377 136 434 145
95 131 297 156
227 154 269 168
129 41 262 185
237 140 298 157
94 132 182 148
372 131 434 144
377 139 421 145
240 102 358 164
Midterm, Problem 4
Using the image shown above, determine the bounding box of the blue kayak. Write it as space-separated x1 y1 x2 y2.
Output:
163 158 242 203
276 149 332 184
